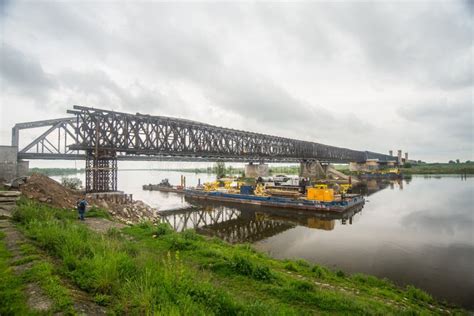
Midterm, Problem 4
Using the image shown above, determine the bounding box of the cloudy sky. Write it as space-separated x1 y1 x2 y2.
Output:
0 0 472 163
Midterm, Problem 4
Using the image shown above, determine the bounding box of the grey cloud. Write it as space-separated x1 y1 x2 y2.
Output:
0 43 56 100
322 1 472 90
58 69 185 114
0 1 472 160
397 97 473 141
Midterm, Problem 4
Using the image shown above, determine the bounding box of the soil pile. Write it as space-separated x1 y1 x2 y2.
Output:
19 173 159 223
20 173 81 208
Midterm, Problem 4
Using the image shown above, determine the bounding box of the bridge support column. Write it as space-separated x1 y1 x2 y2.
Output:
85 150 117 193
300 160 327 179
244 163 269 178
349 161 380 172
0 146 29 182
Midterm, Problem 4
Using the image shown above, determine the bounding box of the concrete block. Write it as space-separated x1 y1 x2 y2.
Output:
245 163 269 178
0 146 18 162
300 161 326 178
17 160 29 177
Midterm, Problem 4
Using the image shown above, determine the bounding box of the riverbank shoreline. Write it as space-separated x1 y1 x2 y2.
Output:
0 197 466 314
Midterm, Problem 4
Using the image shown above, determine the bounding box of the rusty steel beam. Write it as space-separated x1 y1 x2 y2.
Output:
66 106 395 163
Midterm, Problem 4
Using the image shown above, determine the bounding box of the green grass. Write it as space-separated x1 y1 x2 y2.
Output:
85 207 112 220
22 261 74 313
400 162 474 174
10 198 467 315
0 231 30 315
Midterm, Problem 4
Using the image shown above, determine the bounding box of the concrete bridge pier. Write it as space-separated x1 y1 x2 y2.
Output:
0 146 29 183
299 160 327 179
244 163 269 178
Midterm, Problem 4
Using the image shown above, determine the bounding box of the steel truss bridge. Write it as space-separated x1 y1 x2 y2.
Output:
13 106 395 192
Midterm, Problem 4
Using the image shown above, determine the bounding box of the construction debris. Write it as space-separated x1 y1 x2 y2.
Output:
0 191 21 218
16 173 159 223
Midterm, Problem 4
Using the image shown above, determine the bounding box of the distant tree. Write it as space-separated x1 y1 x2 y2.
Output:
448 160 455 164
456 159 460 164
466 160 472 163
404 162 412 168
214 162 226 178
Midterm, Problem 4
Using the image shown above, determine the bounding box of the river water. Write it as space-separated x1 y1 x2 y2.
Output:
55 171 474 308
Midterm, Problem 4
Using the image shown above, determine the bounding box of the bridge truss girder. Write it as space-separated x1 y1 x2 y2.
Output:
66 105 394 163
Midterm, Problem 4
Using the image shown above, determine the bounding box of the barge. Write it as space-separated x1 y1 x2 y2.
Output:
184 189 364 212
142 184 184 193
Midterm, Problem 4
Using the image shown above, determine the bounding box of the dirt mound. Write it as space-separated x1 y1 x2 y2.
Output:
19 173 159 224
20 173 82 209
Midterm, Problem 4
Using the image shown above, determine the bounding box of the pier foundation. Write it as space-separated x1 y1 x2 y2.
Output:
300 160 326 179
245 163 269 178
0 146 29 182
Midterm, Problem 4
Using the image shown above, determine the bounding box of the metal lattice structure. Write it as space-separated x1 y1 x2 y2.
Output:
66 106 394 163
13 105 398 192
85 150 117 192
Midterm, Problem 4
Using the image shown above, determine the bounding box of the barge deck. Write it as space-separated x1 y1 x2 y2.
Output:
184 189 364 212
142 184 184 193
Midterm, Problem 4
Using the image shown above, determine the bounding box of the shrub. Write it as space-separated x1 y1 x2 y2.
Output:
311 265 329 279
351 273 393 288
229 255 274 281
61 177 82 190
295 259 310 267
336 270 345 278
406 285 433 303
154 223 173 237
167 235 197 251
291 280 314 291
86 207 111 219
181 229 203 241
284 261 298 272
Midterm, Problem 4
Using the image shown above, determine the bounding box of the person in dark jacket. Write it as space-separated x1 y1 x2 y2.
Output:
77 199 88 221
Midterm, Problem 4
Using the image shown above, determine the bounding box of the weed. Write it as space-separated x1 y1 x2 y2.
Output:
228 255 274 281
291 280 314 291
94 293 111 306
284 261 298 272
311 264 330 279
181 229 203 241
154 222 174 237
351 273 393 289
85 207 111 220
167 235 197 251
295 259 310 267
11 254 40 266
406 285 433 303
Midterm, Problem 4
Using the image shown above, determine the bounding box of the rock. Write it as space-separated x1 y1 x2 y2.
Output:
0 191 21 197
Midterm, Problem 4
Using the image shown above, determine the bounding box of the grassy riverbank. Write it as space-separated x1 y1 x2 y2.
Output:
400 162 474 175
1 198 465 314
29 168 84 176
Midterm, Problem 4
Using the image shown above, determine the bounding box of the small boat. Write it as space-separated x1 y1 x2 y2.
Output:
142 178 184 193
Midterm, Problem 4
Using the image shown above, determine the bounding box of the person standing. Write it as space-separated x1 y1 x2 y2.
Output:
77 198 88 221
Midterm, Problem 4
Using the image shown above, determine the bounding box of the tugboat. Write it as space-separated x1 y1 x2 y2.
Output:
142 178 184 193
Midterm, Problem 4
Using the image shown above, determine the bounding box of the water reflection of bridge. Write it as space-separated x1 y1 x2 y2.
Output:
158 200 363 243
